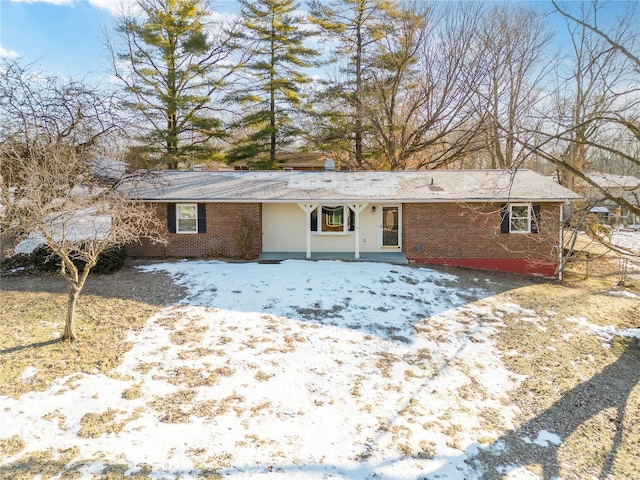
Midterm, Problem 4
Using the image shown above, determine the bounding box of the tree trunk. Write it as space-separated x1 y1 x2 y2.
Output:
270 21 277 167
354 23 364 169
62 284 81 341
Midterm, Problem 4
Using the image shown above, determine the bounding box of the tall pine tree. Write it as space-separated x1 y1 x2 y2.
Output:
308 0 397 169
227 0 318 168
110 0 238 169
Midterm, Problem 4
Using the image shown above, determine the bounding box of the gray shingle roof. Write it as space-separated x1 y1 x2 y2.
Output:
123 169 580 203
586 172 640 190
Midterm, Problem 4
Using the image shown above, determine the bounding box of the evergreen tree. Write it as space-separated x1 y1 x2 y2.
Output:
308 0 397 169
227 0 318 168
110 0 237 169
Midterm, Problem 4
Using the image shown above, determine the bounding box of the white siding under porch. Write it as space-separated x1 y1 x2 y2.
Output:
261 203 398 254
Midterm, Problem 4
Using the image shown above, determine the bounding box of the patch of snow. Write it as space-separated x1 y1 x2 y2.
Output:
533 430 562 447
287 174 401 196
604 289 640 300
500 466 546 479
567 316 640 341
19 366 38 381
612 231 640 253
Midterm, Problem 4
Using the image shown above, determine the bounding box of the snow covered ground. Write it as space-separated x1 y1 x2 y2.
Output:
613 230 640 254
1 260 637 479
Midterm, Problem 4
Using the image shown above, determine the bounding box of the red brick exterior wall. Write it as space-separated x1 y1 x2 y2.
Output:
402 202 562 276
128 200 562 277
127 202 262 259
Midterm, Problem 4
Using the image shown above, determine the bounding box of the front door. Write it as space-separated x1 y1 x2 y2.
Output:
381 206 400 248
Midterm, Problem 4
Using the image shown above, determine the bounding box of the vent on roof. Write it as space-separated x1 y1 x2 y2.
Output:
324 158 336 171
428 185 444 191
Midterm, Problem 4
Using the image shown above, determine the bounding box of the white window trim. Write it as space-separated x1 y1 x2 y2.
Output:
509 203 531 234
311 205 355 235
176 203 198 234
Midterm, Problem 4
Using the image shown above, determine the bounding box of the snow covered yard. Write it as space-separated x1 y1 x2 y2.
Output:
1 260 639 479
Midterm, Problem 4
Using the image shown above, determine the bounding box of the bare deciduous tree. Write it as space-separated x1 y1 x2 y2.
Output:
473 5 553 170
363 2 486 170
0 60 164 341
525 1 640 218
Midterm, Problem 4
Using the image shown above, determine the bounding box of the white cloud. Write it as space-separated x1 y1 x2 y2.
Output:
8 0 137 15
87 0 138 15
0 46 20 58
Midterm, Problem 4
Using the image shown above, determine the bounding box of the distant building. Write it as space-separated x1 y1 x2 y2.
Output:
585 172 640 225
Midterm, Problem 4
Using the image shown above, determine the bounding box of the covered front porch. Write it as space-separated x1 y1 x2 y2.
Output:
259 251 409 264
261 202 402 260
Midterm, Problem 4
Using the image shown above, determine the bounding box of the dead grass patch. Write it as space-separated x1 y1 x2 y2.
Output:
42 410 67 430
177 347 222 360
99 463 152 479
121 383 143 400
170 324 209 345
0 435 25 457
0 447 80 480
148 389 197 423
133 362 158 375
0 267 182 399
375 351 401 378
418 440 436 459
235 434 275 448
254 370 274 382
162 364 235 388
77 407 140 438
250 401 271 416
192 392 246 420
483 269 640 480
78 409 118 438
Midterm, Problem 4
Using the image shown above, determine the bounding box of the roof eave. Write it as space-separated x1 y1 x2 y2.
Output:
133 196 582 203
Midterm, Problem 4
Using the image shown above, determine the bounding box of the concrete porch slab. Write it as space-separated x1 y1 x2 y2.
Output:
259 251 409 265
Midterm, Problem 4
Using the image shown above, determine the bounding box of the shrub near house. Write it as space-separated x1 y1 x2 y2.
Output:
2 245 127 275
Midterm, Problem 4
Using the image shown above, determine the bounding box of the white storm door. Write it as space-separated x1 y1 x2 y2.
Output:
381 206 400 248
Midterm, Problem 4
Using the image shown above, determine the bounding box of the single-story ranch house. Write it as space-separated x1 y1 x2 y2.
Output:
123 169 580 278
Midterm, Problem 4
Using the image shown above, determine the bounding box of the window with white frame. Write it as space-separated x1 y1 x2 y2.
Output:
509 204 531 233
177 204 198 233
310 205 355 234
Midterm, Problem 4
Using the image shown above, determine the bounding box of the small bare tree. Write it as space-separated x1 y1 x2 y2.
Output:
0 60 164 341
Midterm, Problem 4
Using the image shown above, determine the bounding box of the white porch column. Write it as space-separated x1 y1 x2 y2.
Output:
348 204 368 259
297 203 318 259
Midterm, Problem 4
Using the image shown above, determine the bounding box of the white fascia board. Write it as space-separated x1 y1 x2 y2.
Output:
133 197 578 203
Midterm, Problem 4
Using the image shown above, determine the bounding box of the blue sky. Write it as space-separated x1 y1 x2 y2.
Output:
0 0 240 82
0 0 631 83
1 0 116 80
